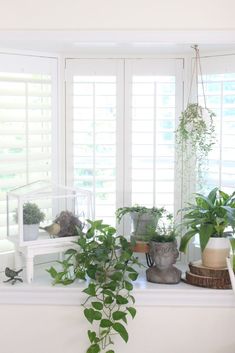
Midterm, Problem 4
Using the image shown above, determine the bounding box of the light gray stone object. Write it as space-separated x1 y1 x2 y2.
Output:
146 240 182 284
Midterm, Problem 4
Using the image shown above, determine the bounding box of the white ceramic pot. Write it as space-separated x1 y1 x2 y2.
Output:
23 224 39 241
202 237 230 269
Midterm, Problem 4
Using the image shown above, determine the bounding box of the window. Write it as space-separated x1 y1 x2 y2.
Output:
66 58 183 228
0 54 58 238
198 55 235 194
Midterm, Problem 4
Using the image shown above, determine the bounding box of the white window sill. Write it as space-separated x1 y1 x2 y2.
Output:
0 264 235 308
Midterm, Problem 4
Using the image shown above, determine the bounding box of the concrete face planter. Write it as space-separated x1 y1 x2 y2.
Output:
202 237 230 269
23 224 39 241
131 212 159 241
146 240 182 284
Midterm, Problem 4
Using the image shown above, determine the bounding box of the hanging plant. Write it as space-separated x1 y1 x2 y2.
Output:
175 45 216 190
176 102 216 186
47 220 141 353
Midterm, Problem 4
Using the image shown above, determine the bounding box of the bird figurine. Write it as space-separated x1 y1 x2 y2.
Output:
39 222 61 238
4 267 23 285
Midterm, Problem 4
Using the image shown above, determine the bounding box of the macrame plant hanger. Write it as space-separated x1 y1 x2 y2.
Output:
187 44 207 109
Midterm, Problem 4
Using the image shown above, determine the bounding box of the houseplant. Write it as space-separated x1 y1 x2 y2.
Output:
14 202 45 241
175 45 216 192
146 213 182 284
47 219 141 353
116 205 166 242
179 187 235 268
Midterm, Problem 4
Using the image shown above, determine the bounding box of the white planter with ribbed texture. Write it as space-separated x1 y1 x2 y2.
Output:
23 224 39 241
202 237 230 269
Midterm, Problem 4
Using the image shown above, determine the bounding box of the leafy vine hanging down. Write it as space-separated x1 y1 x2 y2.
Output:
175 103 216 190
47 220 141 353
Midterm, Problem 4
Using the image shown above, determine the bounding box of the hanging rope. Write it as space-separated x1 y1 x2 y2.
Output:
187 44 207 109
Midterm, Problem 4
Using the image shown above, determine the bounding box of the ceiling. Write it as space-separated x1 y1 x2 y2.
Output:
0 30 235 55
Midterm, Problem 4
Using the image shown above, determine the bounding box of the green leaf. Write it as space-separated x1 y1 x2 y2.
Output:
179 229 198 253
199 224 214 251
128 272 138 281
88 330 97 343
61 278 74 285
106 351 115 353
86 343 101 353
208 187 218 204
127 307 136 319
230 238 235 252
112 310 127 321
91 301 103 310
65 248 77 255
110 271 123 281
83 283 96 296
104 296 114 304
100 319 113 328
113 322 129 343
93 310 102 321
87 265 98 280
84 308 102 324
114 263 125 270
129 295 135 304
116 295 128 305
46 266 58 279
124 280 133 291
84 308 94 324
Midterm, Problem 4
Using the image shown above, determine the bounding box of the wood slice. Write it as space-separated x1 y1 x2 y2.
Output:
185 271 231 289
189 260 230 281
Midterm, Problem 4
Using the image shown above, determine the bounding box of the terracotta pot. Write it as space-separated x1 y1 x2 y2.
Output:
202 237 230 269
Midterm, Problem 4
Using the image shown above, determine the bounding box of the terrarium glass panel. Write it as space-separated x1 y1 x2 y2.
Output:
7 181 92 245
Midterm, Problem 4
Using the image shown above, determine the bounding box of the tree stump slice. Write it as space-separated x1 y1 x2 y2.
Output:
185 260 232 289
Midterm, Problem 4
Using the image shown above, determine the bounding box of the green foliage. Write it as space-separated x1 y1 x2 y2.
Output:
14 202 45 225
150 212 178 243
47 219 141 353
175 103 216 188
179 187 235 253
116 205 166 223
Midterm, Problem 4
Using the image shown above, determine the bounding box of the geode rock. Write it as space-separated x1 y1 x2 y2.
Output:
54 210 83 237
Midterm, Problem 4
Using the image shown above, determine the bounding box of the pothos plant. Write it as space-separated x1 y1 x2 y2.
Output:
47 220 141 353
175 103 216 189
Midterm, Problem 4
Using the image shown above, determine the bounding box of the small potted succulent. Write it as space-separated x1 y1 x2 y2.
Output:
146 213 182 284
116 205 166 242
179 187 235 268
14 202 45 241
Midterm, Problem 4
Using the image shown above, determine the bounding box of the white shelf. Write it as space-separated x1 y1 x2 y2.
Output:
0 264 235 307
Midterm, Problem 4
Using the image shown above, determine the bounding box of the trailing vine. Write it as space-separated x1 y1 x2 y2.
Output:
47 220 141 353
175 45 216 192
176 102 216 188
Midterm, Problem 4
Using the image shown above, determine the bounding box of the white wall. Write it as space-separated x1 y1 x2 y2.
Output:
0 305 235 353
0 0 235 30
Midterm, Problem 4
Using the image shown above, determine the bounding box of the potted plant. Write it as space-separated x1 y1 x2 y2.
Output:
179 187 235 268
146 213 182 284
14 202 45 241
116 205 166 242
47 219 141 353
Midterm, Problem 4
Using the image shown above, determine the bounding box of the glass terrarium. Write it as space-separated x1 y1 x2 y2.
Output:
7 180 93 246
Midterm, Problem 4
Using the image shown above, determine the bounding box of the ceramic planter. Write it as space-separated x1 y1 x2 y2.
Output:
146 240 181 284
202 237 230 269
23 224 39 241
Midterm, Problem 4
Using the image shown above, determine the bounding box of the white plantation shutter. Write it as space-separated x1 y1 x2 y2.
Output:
66 58 184 229
0 54 58 238
198 55 235 194
125 59 183 216
66 59 124 226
